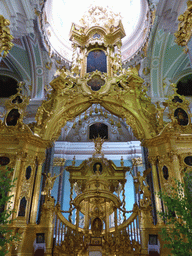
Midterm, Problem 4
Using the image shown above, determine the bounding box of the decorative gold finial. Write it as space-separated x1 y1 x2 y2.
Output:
0 15 14 57
72 156 76 166
121 156 124 167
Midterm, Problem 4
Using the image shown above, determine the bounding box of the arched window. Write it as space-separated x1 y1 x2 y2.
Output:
87 50 107 73
89 123 108 139
177 74 192 96
0 75 18 97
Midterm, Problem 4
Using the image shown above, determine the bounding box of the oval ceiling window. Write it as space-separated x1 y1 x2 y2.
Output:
42 0 150 63
184 156 192 166
0 157 10 166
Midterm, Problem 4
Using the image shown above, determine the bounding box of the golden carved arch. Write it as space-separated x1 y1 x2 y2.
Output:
34 69 157 142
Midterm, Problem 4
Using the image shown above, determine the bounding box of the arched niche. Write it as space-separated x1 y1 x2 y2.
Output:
162 166 169 180
18 197 27 217
26 166 32 180
89 123 108 140
0 75 18 97
177 74 192 96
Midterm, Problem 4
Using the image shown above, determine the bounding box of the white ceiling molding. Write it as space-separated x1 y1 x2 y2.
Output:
156 0 188 33
54 141 142 160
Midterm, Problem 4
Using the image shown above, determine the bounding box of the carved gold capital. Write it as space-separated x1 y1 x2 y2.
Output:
167 151 178 161
37 154 45 165
16 151 28 161
148 156 157 165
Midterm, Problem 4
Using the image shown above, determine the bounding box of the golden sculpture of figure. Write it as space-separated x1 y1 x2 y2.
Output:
134 171 151 206
42 172 63 198
156 102 167 128
133 171 146 193
112 53 122 74
93 135 105 154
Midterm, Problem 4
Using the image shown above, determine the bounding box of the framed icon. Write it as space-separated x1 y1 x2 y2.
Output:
36 233 45 243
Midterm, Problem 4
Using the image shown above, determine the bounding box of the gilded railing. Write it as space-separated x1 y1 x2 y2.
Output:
53 203 141 255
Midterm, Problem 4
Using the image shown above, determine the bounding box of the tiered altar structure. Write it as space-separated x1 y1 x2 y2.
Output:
1 3 192 256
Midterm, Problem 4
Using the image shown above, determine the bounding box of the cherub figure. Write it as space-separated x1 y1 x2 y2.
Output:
42 172 63 198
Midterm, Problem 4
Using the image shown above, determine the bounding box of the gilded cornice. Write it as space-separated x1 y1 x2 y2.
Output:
143 131 192 147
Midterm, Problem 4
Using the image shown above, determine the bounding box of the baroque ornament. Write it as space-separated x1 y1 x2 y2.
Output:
0 15 13 57
33 5 158 142
174 1 192 52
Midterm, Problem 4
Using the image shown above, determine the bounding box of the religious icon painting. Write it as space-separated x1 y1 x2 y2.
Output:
174 108 188 126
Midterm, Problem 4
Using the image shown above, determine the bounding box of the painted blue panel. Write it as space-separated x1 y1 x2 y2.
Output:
87 50 107 73
61 160 83 220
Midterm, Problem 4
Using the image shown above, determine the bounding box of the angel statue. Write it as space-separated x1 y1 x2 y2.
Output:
42 172 63 198
133 170 151 207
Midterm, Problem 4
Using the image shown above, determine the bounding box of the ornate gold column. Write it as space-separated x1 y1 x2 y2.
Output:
12 152 27 220
40 197 55 256
76 207 80 232
84 200 89 231
30 155 45 224
139 206 153 255
8 153 23 215
105 200 109 234
114 207 118 236
149 157 163 224
170 152 181 182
